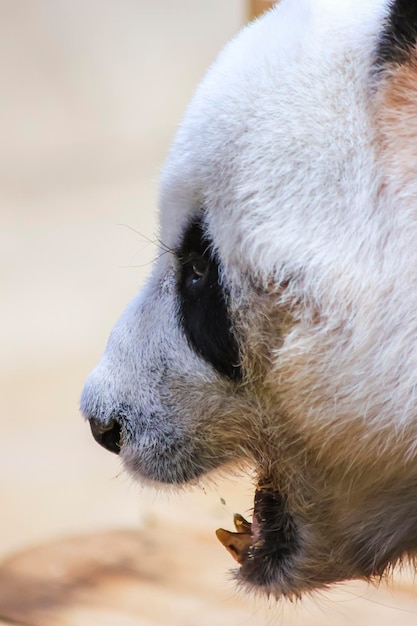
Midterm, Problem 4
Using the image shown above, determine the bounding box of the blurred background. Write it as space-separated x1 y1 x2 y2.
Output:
2 1 417 624
1 0 247 557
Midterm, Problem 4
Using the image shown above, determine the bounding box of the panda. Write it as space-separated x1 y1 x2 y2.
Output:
81 0 417 597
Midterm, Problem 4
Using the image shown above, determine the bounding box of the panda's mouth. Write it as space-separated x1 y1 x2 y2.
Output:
216 479 299 589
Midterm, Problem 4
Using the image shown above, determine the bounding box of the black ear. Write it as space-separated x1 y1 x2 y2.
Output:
377 0 417 67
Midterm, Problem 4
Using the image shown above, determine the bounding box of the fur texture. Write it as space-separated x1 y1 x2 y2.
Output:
81 0 417 597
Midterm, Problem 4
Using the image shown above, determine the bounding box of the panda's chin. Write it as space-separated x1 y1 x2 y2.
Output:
216 479 300 594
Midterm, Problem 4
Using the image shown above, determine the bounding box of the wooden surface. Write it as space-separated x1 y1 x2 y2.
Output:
248 0 276 20
2 526 417 626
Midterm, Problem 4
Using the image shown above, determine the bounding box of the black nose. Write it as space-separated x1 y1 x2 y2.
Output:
89 418 122 455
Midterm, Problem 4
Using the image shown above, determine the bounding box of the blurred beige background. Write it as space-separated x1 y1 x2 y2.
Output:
1 0 247 557
2 2 417 624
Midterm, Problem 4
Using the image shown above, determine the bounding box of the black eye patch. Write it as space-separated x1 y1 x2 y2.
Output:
176 218 242 381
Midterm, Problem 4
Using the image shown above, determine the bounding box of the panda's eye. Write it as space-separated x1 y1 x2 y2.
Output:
184 255 209 287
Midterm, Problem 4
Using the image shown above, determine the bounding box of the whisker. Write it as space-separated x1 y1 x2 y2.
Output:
118 249 171 270
116 223 175 255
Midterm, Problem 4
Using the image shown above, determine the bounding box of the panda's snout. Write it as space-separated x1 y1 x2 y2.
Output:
89 417 122 455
